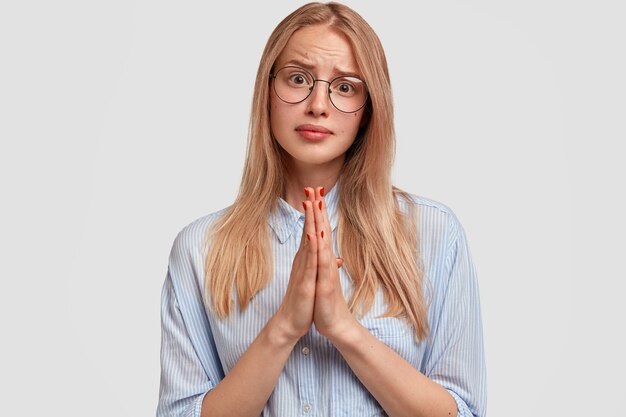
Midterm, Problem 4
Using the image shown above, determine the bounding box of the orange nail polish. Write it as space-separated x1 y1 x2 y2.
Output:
304 188 310 197
318 201 322 210
302 201 307 211
320 187 325 197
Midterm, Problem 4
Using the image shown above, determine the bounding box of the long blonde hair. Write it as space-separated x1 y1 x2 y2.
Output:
205 2 428 340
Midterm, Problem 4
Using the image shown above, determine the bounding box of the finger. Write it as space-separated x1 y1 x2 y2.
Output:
336 257 343 268
316 232 330 276
304 230 318 274
298 187 314 246
302 200 317 253
313 196 326 245
294 200 317 286
304 186 316 203
313 195 333 258
314 186 330 232
315 186 325 200
314 213 332 281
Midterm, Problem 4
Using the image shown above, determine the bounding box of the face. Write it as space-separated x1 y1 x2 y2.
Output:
270 25 366 169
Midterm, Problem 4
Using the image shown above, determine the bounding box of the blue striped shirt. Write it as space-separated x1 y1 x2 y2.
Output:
157 185 486 416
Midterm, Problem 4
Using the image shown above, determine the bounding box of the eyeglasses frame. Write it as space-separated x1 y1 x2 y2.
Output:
269 65 369 113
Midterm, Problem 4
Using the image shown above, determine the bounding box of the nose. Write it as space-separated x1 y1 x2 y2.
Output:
306 80 331 117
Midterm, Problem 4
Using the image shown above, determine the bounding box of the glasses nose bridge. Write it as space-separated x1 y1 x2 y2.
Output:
309 78 332 97
306 78 333 112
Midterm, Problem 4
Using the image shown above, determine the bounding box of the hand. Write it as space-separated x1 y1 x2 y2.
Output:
307 187 358 341
273 192 319 344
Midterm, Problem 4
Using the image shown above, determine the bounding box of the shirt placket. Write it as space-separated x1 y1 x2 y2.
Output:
290 216 316 416
297 332 317 416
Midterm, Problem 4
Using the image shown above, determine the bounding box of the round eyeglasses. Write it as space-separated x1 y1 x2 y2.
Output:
270 66 369 113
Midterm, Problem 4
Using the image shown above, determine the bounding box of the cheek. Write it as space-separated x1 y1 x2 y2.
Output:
269 92 278 109
340 112 363 136
269 94 288 119
269 96 282 131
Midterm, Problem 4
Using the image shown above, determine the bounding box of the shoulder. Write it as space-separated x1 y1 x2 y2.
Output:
395 191 469 261
397 192 454 215
396 191 463 233
169 207 231 264
166 207 232 298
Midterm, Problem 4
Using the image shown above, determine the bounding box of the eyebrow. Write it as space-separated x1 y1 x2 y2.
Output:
281 59 360 78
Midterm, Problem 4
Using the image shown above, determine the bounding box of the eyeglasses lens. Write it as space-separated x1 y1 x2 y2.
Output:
273 66 367 113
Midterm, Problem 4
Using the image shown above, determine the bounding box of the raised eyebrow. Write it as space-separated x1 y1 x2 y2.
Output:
283 59 315 71
282 59 360 78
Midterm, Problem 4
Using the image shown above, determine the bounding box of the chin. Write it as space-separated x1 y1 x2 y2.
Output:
293 152 346 167
277 138 351 168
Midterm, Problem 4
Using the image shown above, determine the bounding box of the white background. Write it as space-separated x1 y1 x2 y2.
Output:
1 0 624 415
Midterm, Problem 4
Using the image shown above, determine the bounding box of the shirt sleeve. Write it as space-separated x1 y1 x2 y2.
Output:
157 222 224 417
424 213 487 417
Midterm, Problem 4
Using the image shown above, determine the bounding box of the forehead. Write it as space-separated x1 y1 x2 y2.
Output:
275 25 359 74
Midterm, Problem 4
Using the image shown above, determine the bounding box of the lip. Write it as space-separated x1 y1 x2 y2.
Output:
295 124 332 141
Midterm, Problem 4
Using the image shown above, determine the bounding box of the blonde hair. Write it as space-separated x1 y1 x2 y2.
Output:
205 2 428 340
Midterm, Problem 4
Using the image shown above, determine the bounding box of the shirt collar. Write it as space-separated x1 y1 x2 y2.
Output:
268 184 340 244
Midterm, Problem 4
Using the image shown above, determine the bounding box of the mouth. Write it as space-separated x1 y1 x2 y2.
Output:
295 124 332 141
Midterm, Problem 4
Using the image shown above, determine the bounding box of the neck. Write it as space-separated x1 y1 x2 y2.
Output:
282 156 344 212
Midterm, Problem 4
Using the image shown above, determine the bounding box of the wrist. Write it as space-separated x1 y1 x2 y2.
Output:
324 317 366 350
265 314 302 350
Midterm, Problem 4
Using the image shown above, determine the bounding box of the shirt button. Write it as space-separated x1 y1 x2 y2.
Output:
302 346 310 356
303 404 311 413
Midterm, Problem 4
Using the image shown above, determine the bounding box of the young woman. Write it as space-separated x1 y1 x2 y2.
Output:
157 3 486 417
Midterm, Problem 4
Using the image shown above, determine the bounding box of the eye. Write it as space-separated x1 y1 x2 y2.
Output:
286 72 312 88
290 74 306 85
333 78 359 96
337 82 354 94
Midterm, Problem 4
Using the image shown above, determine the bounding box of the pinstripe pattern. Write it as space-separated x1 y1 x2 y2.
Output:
157 186 486 417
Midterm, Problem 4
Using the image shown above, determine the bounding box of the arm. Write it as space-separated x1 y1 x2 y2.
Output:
309 194 454 416
157 197 325 417
311 189 486 417
198 317 297 417
158 239 301 417
331 325 458 417
199 198 323 417
157 219 229 417
420 215 487 416
157 272 216 417
159 267 297 417
341 214 486 417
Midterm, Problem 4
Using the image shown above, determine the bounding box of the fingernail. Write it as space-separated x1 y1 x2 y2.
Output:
318 201 322 210
302 201 307 211
320 187 325 197
304 188 310 197
321 230 324 239
306 233 311 241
